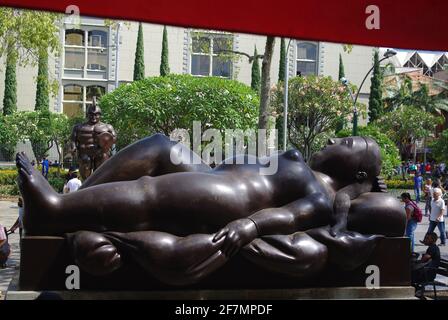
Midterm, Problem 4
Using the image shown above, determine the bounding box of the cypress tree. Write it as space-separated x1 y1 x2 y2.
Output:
3 49 17 115
368 50 383 122
251 46 261 92
278 38 286 82
335 54 346 132
35 50 49 111
133 22 145 81
338 53 345 80
160 26 170 76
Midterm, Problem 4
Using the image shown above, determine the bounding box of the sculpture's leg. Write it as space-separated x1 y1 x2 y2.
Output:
79 154 92 181
17 151 237 236
17 152 160 235
241 232 328 279
81 133 210 189
102 231 228 286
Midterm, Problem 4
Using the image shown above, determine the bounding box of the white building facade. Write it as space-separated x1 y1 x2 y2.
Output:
0 16 377 160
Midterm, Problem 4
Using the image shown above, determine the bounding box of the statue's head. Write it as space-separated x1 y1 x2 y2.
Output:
310 136 381 184
87 99 102 124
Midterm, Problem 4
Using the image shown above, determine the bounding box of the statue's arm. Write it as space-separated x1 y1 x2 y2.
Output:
107 124 117 143
330 182 372 236
70 125 78 153
214 192 331 257
249 192 331 236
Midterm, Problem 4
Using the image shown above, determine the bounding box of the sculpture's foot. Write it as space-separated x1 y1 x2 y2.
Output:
16 152 60 235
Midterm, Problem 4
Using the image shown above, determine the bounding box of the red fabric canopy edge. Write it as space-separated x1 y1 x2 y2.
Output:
0 0 446 51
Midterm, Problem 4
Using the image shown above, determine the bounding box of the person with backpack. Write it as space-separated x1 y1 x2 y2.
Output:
402 192 422 253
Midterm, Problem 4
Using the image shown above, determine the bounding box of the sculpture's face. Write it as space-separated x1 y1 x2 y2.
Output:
88 111 101 124
310 137 380 181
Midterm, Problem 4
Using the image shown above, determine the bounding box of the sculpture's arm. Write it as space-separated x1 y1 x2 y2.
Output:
107 124 117 144
330 182 372 236
70 125 79 153
214 192 331 257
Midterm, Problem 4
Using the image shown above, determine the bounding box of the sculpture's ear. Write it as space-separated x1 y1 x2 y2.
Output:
355 171 368 182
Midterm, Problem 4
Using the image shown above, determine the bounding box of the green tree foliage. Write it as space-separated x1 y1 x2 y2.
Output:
368 51 383 122
3 49 17 115
271 75 360 161
430 129 448 163
337 125 401 177
0 111 75 162
35 50 49 111
160 26 170 76
133 22 145 81
376 105 443 159
251 46 261 92
278 38 286 82
99 75 259 150
0 8 60 66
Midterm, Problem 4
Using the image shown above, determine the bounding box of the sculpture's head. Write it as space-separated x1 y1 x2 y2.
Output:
310 136 381 184
87 103 102 124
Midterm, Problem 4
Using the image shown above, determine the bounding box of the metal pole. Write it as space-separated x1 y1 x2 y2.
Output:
114 22 122 89
283 39 292 152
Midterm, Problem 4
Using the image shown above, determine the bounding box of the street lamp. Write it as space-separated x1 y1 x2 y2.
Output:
342 49 397 136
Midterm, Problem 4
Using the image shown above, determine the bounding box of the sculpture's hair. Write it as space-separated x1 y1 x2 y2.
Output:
358 136 382 178
372 175 388 193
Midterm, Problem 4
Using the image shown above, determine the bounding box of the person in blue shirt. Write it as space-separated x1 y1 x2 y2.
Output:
41 157 49 180
414 172 423 202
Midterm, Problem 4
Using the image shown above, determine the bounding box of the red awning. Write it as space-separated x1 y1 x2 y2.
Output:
0 0 447 51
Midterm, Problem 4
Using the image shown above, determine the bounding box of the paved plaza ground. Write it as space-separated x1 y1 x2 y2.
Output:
0 198 447 299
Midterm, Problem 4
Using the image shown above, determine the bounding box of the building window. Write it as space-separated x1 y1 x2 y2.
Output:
296 42 318 76
62 84 106 118
190 33 232 78
63 84 83 118
64 28 108 76
65 29 84 46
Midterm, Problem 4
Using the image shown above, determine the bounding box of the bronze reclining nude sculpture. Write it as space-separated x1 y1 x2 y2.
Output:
16 134 406 286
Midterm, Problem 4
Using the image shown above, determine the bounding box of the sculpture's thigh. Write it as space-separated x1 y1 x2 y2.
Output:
348 192 406 237
241 233 328 279
81 133 209 188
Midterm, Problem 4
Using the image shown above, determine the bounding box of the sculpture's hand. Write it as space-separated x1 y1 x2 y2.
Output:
329 222 346 237
213 218 258 257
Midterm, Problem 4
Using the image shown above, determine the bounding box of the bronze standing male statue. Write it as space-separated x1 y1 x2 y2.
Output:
70 97 117 180
16 134 406 287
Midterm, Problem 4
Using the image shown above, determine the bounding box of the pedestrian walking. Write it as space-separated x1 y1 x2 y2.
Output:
414 172 423 202
426 188 446 246
423 178 433 217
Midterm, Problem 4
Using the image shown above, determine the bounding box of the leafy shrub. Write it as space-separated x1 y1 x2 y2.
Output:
100 74 259 150
0 184 19 196
337 125 401 178
385 179 414 189
0 167 68 196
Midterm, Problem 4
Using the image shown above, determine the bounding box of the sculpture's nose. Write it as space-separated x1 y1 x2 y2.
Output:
327 138 336 145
